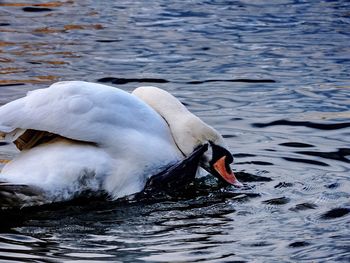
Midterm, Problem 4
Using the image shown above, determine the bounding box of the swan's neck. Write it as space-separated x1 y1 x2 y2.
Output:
132 87 225 156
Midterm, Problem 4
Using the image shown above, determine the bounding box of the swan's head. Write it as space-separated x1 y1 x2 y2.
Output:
198 141 242 187
132 86 242 187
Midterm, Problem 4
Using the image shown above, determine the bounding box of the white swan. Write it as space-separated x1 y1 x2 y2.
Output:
0 81 241 207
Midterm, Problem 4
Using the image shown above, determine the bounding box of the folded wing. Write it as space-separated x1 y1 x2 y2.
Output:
0 81 170 149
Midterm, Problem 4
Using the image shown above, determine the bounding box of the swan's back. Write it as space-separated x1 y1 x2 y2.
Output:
0 81 176 150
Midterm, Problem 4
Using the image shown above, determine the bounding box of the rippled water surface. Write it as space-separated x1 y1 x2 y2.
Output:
1 0 350 262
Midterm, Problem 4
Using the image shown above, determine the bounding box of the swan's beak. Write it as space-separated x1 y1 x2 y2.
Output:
212 156 243 187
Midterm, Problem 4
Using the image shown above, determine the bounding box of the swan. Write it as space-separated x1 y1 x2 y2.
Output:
0 81 241 208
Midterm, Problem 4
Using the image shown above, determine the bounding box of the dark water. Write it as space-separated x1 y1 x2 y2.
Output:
1 0 350 262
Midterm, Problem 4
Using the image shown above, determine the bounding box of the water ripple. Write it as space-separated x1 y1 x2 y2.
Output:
0 0 350 262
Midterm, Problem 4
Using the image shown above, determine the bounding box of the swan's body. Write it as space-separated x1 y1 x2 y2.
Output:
0 81 240 208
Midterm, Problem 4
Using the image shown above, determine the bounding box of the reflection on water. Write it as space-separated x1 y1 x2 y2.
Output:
1 0 350 262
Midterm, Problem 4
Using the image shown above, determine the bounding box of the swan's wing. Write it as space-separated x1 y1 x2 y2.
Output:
0 81 167 146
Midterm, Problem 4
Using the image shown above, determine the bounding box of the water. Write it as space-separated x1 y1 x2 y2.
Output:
0 0 350 262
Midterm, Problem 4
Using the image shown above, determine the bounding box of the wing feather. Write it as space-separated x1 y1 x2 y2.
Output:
0 81 168 146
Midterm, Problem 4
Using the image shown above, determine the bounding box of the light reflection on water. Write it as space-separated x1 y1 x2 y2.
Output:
0 0 350 262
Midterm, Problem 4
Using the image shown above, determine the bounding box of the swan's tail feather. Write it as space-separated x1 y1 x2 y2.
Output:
0 182 47 209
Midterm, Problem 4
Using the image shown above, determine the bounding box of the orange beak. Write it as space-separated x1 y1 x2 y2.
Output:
213 156 243 187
